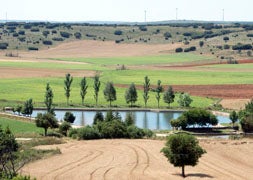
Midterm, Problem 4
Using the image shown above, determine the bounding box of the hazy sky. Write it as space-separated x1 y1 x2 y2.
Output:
0 0 252 22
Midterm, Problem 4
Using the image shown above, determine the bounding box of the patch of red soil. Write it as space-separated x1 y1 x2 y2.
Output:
116 84 253 99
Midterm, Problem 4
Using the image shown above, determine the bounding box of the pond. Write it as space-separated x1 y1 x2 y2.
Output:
31 110 230 130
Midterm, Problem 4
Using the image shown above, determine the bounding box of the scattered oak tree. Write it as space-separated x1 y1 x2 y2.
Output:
125 83 138 107
161 133 206 178
80 77 88 105
103 82 117 107
64 73 73 105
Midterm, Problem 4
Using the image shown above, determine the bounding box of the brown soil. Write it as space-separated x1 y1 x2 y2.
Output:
17 40 181 58
0 67 95 78
21 139 253 180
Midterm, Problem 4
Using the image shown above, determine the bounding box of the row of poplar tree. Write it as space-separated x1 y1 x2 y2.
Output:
58 73 192 108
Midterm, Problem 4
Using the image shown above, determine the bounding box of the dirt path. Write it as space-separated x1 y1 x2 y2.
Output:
21 139 253 180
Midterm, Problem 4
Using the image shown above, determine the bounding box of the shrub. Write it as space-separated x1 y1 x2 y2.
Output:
175 47 183 53
18 30 25 35
74 32 82 39
184 46 196 52
52 37 64 41
114 30 123 35
247 34 253 37
127 125 145 139
143 129 153 138
59 121 71 136
42 30 50 37
12 32 19 37
240 114 253 132
223 36 229 41
164 32 172 38
63 112 76 123
232 44 252 50
28 47 39 51
0 42 8 49
139 26 147 31
23 24 32 29
30 28 40 32
77 126 101 140
224 44 230 49
98 120 127 138
43 40 53 45
68 128 78 139
51 30 57 34
60 31 71 38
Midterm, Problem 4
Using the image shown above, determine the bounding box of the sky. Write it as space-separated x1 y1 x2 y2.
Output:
0 0 252 22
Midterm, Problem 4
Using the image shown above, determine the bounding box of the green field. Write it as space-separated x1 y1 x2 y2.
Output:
0 116 43 135
0 77 214 109
1 52 253 109
56 53 212 65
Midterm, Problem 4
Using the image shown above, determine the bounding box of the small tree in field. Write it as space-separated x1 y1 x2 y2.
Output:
35 113 59 136
125 83 138 107
229 110 238 128
155 80 163 108
143 76 150 107
64 73 73 105
163 86 175 108
93 74 101 106
161 133 206 178
80 77 88 105
44 83 54 114
103 82 117 107
178 93 192 107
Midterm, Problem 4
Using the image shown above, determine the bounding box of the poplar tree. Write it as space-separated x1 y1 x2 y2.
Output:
64 73 73 105
80 77 88 105
143 76 150 107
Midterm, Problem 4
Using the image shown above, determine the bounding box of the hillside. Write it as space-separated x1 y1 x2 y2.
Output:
0 22 253 61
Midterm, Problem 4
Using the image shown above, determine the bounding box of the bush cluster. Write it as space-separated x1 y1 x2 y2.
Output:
171 108 218 129
60 31 71 38
0 42 9 49
68 111 153 140
184 46 196 52
232 44 252 50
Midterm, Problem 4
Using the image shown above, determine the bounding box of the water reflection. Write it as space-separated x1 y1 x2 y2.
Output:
31 110 229 130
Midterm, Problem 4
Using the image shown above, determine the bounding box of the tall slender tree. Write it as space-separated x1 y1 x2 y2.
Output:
143 76 150 107
103 82 116 107
155 80 163 108
80 77 88 105
125 83 138 107
93 74 101 106
64 73 73 105
163 86 175 108
44 83 54 114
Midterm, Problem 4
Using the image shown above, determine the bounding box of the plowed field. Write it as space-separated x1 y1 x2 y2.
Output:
21 139 253 180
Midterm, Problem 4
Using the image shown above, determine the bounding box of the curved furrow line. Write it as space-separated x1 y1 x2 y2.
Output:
103 167 115 180
133 145 150 175
126 145 139 175
41 151 94 180
53 150 104 180
89 155 115 180
201 159 242 179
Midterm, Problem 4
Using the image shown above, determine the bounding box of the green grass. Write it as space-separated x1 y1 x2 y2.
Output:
55 53 212 65
0 116 43 135
101 69 253 85
0 77 214 109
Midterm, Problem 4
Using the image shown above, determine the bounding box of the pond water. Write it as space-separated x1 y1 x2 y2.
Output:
31 110 230 130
